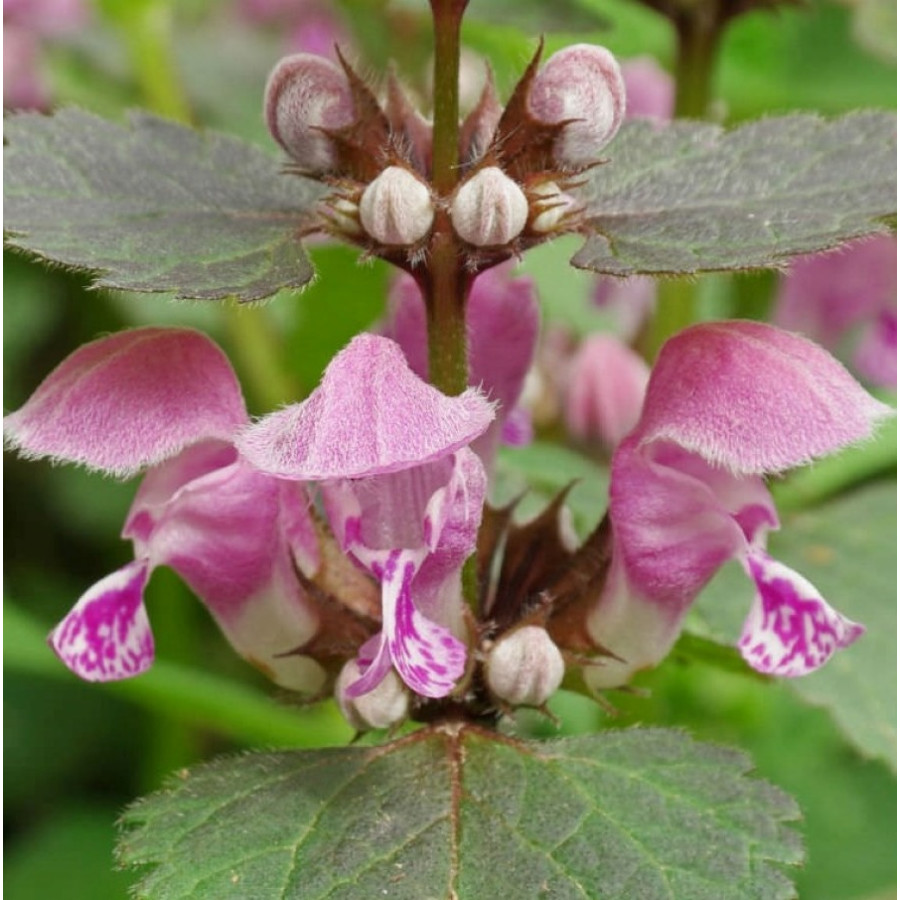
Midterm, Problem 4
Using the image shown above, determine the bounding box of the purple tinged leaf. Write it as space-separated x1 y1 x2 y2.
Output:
4 109 324 301
573 113 897 276
637 321 893 474
740 549 865 677
4 328 247 477
49 560 153 682
238 334 494 480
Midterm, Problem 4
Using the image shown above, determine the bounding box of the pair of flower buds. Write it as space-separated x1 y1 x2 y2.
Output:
264 43 625 249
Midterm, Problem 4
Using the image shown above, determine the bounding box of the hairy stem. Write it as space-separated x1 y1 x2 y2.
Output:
429 0 468 193
426 228 470 396
424 0 470 397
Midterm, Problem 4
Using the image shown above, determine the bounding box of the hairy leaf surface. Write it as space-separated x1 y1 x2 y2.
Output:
120 726 801 899
573 113 897 276
4 109 325 301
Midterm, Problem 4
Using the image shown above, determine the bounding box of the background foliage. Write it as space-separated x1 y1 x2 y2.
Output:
4 0 896 897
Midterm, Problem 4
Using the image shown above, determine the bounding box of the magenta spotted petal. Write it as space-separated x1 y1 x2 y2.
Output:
346 548 466 699
4 328 247 477
740 549 865 677
324 449 485 699
49 560 153 681
638 321 892 474
239 334 494 480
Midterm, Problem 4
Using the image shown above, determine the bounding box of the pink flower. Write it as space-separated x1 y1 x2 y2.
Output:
587 321 891 688
4 0 87 110
774 235 897 390
564 334 650 450
237 0 349 58
4 329 325 691
621 57 674 121
238 334 495 699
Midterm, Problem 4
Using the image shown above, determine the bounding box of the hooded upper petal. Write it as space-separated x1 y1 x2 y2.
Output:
636 321 892 474
238 334 494 480
4 328 247 477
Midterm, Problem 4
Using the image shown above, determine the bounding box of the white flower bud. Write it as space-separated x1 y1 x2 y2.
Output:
528 44 626 168
485 626 565 707
359 166 435 246
335 660 410 731
264 54 355 172
325 196 363 237
529 181 577 234
450 166 529 247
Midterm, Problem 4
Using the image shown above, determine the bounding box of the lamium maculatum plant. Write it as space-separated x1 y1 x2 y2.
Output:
3 0 896 897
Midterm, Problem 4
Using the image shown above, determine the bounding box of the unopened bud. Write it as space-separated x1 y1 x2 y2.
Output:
565 334 650 449
621 57 674 121
265 53 355 172
485 625 565 707
325 196 362 237
528 44 625 168
359 166 435 246
336 660 410 730
450 167 528 247
529 181 577 234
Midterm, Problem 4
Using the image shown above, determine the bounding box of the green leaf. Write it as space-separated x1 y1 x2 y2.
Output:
689 482 897 769
573 112 897 276
120 725 802 899
4 109 325 301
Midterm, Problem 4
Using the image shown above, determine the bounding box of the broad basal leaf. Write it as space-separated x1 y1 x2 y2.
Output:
120 725 802 899
689 482 897 769
4 109 326 301
573 112 896 276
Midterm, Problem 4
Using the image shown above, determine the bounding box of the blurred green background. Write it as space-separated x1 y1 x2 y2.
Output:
4 0 896 897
